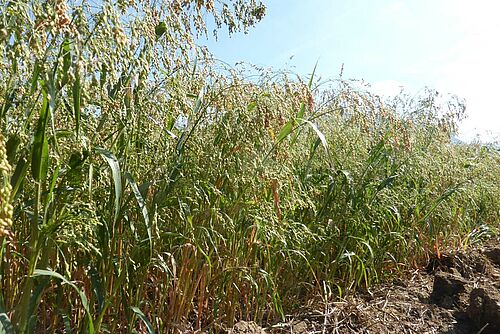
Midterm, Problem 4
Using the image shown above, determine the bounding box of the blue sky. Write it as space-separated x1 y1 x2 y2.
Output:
200 0 500 142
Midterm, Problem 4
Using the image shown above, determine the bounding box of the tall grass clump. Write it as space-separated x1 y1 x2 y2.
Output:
1 0 499 333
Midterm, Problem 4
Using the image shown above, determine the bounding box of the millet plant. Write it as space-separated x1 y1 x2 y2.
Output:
0 0 499 333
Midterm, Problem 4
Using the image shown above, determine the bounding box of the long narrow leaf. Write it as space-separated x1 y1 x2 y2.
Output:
96 147 122 224
308 61 318 89
10 156 27 199
301 119 328 152
126 172 152 257
61 39 71 87
33 269 94 334
30 61 41 95
276 119 294 143
292 62 318 145
192 86 204 114
297 61 318 120
73 70 81 137
131 306 156 334
31 89 50 182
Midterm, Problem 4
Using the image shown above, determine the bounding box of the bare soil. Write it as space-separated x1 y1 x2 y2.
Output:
229 238 500 334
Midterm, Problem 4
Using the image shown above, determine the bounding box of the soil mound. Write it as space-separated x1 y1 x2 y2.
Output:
230 238 500 334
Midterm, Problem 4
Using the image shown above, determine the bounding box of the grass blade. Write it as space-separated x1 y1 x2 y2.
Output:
307 61 318 89
126 172 152 258
10 156 27 199
31 89 50 182
33 269 94 334
131 306 156 334
276 119 294 143
30 61 41 95
73 70 81 137
61 39 71 88
96 147 122 225
296 61 318 121
301 119 328 152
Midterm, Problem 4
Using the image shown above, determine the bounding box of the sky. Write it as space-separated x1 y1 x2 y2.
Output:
200 0 500 142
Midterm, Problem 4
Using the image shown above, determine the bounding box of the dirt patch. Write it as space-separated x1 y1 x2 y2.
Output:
229 238 500 334
229 321 267 334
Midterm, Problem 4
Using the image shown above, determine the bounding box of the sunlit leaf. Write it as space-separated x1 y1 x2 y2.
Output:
31 89 50 181
96 147 122 224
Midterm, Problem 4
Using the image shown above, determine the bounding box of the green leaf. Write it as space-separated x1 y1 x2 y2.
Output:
33 269 95 334
31 90 50 182
30 61 41 95
191 57 198 77
5 134 20 164
25 278 49 333
0 313 14 334
60 38 71 87
61 313 71 334
10 156 27 199
247 101 257 112
88 266 105 313
100 64 107 89
109 72 129 100
131 306 156 334
155 22 167 38
0 91 13 121
291 104 306 145
73 69 81 137
193 86 204 114
288 62 319 146
126 172 152 258
301 119 328 152
96 147 122 225
418 186 459 224
377 174 398 191
291 62 317 145
276 119 295 142
296 103 306 124
307 61 318 89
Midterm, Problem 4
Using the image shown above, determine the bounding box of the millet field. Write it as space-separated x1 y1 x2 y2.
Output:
0 1 499 333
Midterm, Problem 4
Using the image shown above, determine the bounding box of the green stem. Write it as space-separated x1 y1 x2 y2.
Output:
13 181 42 333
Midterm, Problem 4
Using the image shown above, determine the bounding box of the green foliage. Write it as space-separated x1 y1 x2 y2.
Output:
0 0 499 333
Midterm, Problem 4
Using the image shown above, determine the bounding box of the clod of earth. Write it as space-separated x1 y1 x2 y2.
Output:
430 270 469 309
484 248 500 266
229 321 268 334
467 287 500 334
